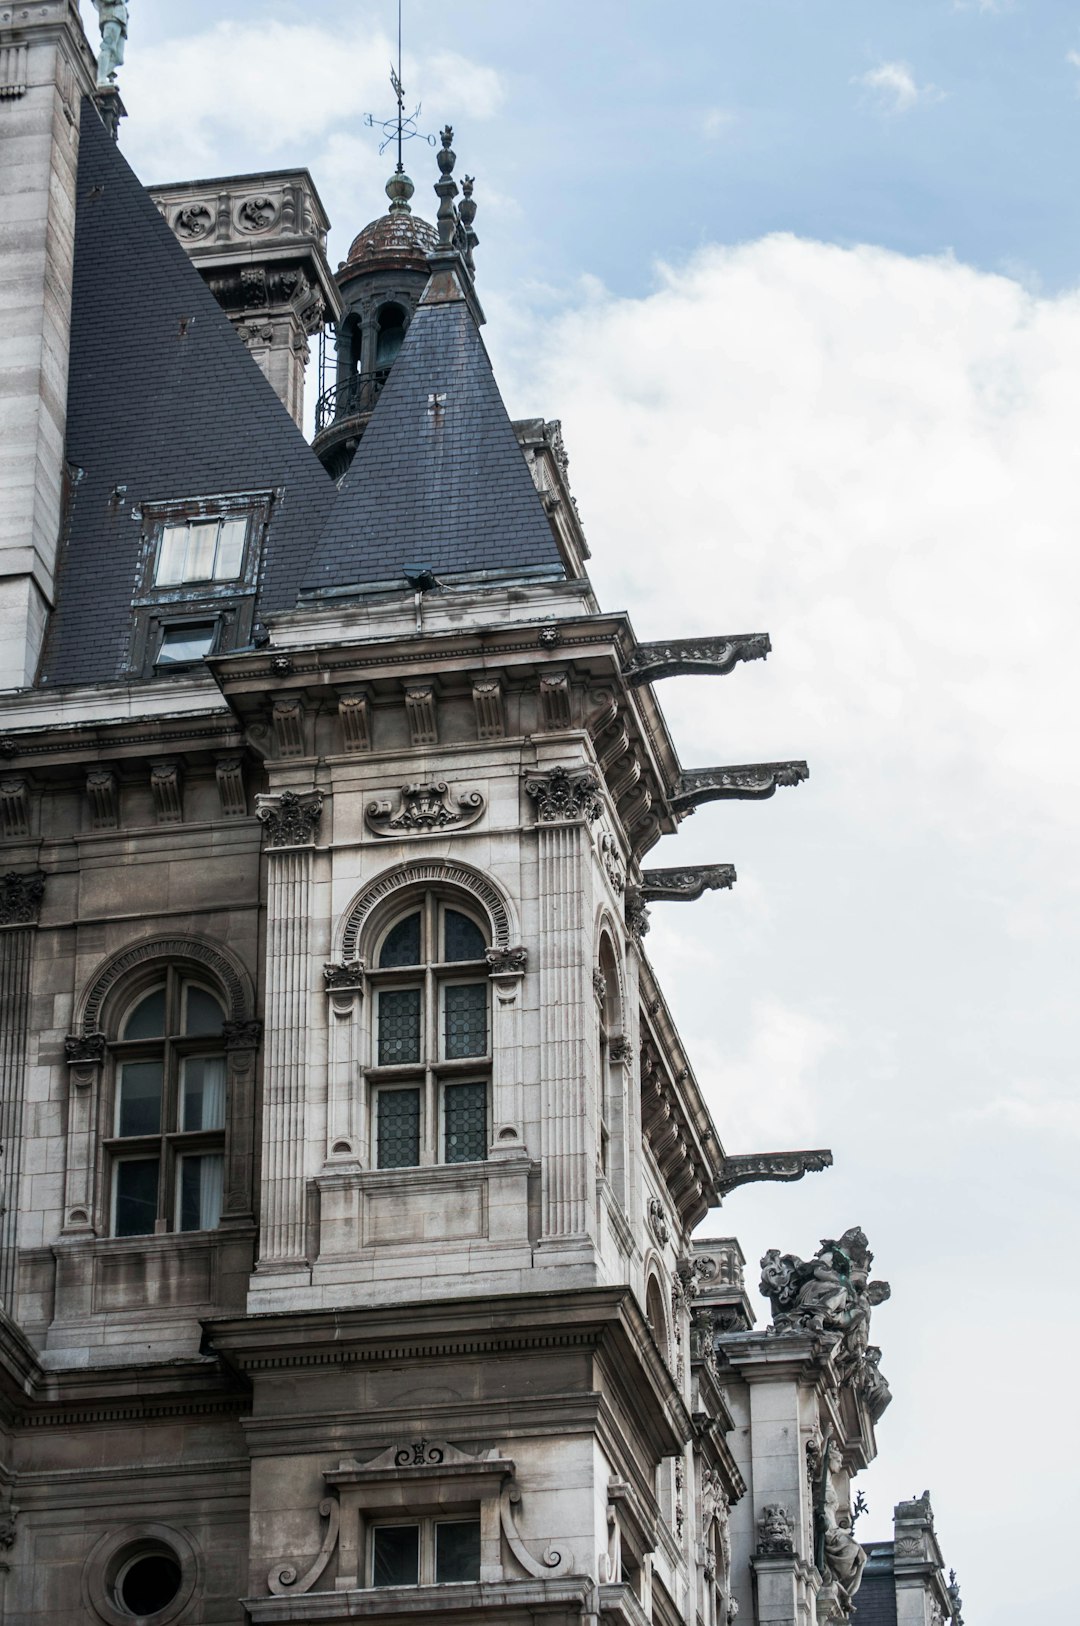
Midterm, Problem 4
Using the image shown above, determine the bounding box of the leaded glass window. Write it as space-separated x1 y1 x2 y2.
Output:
107 972 229 1236
367 894 492 1169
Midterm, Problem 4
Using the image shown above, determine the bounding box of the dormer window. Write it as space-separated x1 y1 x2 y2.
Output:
154 516 248 585
154 621 218 666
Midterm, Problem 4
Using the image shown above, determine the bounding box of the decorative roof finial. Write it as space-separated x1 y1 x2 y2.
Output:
434 126 459 250
459 176 479 276
363 1 436 212
93 0 129 89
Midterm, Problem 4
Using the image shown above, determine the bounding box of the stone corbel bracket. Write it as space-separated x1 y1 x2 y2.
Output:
624 633 772 685
366 782 485 837
671 761 808 813
486 945 527 1002
716 1149 833 1199
499 1482 570 1579
267 1497 340 1597
639 864 736 902
323 960 365 1016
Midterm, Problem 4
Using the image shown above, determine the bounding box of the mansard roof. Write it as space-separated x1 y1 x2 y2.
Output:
39 101 335 688
302 259 565 597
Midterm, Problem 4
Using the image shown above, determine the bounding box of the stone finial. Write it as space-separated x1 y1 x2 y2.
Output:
385 170 415 215
458 175 478 274
435 125 458 249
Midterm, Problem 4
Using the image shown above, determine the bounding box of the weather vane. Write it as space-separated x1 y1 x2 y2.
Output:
364 0 436 170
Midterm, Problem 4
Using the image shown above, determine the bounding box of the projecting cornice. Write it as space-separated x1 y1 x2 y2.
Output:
624 634 771 685
715 1149 833 1198
639 864 736 902
672 761 808 812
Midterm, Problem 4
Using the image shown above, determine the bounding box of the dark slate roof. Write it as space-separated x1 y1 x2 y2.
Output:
39 100 335 687
303 266 564 595
856 1546 898 1626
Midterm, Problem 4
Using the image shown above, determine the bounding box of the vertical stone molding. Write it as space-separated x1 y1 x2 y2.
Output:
536 821 590 1240
259 844 316 1265
0 912 38 1304
215 755 247 817
86 767 118 831
470 675 505 740
539 672 572 730
221 1020 262 1223
322 963 365 1161
404 683 438 746
149 759 183 824
61 1032 105 1236
0 779 30 841
337 688 372 753
272 696 306 758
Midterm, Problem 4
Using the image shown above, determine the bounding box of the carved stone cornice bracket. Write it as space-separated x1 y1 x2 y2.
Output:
671 760 808 813
255 789 323 849
624 633 772 685
524 765 602 823
640 864 736 903
222 1020 263 1051
0 870 45 927
365 782 485 837
0 778 30 841
716 1148 833 1198
624 885 650 942
65 1030 106 1090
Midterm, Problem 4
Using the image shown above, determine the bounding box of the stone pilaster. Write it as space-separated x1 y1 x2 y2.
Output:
255 791 323 1270
525 767 602 1245
221 1020 262 1224
0 1 96 688
61 1031 104 1235
321 963 364 1163
0 871 45 1305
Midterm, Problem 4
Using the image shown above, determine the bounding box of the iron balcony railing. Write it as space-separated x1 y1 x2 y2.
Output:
314 369 391 433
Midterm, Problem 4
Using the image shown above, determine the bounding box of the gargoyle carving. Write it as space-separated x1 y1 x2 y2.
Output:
671 761 808 813
624 634 771 685
639 864 736 902
716 1148 832 1197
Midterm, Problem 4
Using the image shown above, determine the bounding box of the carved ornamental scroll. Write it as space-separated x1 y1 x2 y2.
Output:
671 761 808 813
624 632 771 685
639 864 736 902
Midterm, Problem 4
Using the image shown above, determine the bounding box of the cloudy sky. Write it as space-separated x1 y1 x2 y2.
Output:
88 2 1080 1617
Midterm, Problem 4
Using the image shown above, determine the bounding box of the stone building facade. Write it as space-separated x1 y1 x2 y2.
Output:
0 7 963 1625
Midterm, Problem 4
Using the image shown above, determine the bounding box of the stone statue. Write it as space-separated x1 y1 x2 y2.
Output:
759 1227 890 1396
94 1 129 87
821 1443 867 1608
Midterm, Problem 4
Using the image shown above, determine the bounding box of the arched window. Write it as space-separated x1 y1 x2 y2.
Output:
374 302 407 370
107 970 227 1236
597 933 627 1203
368 893 490 1169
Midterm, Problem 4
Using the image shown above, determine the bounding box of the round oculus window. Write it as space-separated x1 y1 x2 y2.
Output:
114 1546 182 1617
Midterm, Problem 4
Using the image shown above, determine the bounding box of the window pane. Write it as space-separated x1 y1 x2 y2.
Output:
443 1082 486 1164
123 986 166 1040
373 1525 419 1588
213 517 246 579
379 912 422 968
178 1153 223 1231
184 520 218 580
117 1061 163 1136
378 987 421 1065
376 1089 420 1169
444 983 487 1059
182 1056 226 1130
184 983 224 1036
444 909 486 962
115 1158 159 1236
155 524 188 585
156 624 216 665
435 1520 481 1584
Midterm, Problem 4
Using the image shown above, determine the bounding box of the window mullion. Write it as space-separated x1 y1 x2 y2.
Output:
424 968 437 1164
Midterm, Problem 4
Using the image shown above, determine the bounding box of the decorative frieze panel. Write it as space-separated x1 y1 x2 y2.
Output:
337 687 372 752
671 760 809 812
255 790 323 848
215 755 247 818
271 697 306 758
640 864 736 902
539 671 572 730
149 759 183 824
624 632 772 685
365 782 485 837
524 766 602 823
0 779 29 841
0 870 44 927
404 683 438 746
471 675 505 739
86 767 118 831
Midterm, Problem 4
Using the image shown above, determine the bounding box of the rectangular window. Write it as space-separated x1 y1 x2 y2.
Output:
155 517 248 585
443 983 487 1059
114 1157 160 1237
378 987 422 1065
373 1525 420 1588
177 1153 224 1232
443 1081 487 1164
181 1056 227 1131
155 622 217 666
376 1088 421 1169
117 1061 163 1136
435 1520 481 1583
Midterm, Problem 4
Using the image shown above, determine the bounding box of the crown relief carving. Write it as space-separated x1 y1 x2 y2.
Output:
365 782 485 837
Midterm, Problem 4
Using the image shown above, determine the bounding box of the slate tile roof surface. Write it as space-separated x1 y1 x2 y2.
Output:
303 287 564 593
40 100 335 687
856 1548 899 1626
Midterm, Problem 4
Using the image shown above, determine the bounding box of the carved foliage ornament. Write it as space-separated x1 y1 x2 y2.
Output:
524 766 601 823
648 1197 670 1247
255 789 323 848
0 869 44 926
600 831 625 894
237 195 277 232
365 782 485 836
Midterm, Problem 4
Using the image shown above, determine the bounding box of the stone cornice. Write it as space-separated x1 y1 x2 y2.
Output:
244 1576 596 1624
671 760 809 812
624 633 771 685
716 1148 833 1197
639 864 736 903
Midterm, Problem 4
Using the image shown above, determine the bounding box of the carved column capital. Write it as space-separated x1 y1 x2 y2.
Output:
524 765 602 823
65 1030 105 1090
0 870 45 927
255 789 323 848
222 1019 263 1051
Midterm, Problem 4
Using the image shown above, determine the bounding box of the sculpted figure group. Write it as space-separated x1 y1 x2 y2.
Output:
759 1225 890 1395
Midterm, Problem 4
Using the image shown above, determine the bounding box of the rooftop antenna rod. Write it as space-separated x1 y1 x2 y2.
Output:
391 0 404 174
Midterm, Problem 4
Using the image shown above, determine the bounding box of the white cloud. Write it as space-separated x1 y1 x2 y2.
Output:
1067 48 1080 86
700 107 738 140
855 61 943 114
692 997 843 1149
967 1080 1080 1138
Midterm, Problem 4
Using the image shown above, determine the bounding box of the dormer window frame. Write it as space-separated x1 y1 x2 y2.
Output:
128 489 274 676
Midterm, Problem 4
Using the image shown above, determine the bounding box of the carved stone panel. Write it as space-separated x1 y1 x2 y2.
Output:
255 790 324 848
524 766 602 823
0 779 29 841
365 783 485 837
0 870 45 927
